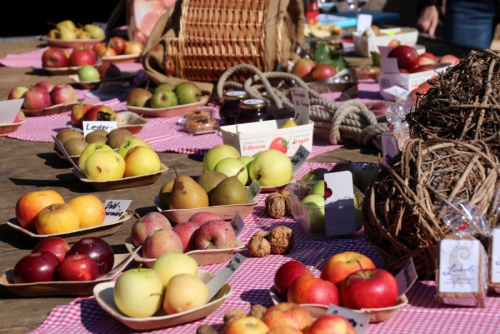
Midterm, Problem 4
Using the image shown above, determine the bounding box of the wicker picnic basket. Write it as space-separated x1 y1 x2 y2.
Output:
142 0 306 93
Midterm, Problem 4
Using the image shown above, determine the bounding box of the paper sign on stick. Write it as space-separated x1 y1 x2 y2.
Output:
205 254 246 302
0 99 23 124
247 180 262 202
356 14 372 36
103 200 132 224
290 88 310 125
291 145 310 174
83 121 118 137
395 257 418 298
326 304 370 334
324 171 356 237
229 211 245 237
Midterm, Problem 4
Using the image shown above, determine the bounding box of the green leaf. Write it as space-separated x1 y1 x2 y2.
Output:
313 42 346 72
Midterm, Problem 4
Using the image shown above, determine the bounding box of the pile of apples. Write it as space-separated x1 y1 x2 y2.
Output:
291 58 337 82
274 251 398 311
69 104 117 129
92 36 144 58
77 63 122 82
113 252 208 318
13 236 114 283
387 45 459 73
8 81 77 111
47 20 104 40
130 211 238 259
126 82 202 109
15 189 106 234
42 47 96 69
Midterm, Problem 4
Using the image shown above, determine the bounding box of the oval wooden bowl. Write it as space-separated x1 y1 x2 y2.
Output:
22 102 79 117
45 37 104 48
127 95 210 118
0 112 26 134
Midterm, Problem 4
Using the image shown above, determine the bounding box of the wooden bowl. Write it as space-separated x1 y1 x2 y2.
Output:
68 71 138 90
127 95 210 118
44 37 104 48
93 270 233 330
0 112 26 134
42 66 83 76
22 102 79 117
101 54 141 64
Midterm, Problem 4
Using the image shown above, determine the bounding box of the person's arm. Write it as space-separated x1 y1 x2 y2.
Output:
418 0 442 37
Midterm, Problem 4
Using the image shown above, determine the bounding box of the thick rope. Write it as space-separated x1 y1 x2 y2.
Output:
216 64 389 149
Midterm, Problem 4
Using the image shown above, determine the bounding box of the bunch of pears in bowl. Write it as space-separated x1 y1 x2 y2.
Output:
47 20 105 41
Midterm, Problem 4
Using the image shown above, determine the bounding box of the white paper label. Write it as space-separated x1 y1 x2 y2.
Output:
439 239 480 293
229 211 245 237
383 85 409 98
378 46 394 58
290 88 310 125
103 200 132 223
291 144 310 173
324 171 356 237
326 304 369 334
247 179 261 202
381 132 400 164
205 253 246 302
83 121 118 137
52 136 81 170
381 58 400 74
0 99 23 124
356 14 373 36
491 229 500 283
378 74 397 92
395 257 418 298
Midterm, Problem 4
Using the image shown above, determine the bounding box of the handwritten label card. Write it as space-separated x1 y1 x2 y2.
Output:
356 14 373 36
491 229 500 283
246 179 262 202
326 304 370 334
291 144 310 174
205 253 246 302
324 171 356 237
395 257 418 298
229 211 245 237
82 121 118 137
0 98 23 124
103 200 132 224
290 88 310 125
439 239 480 293
381 132 400 164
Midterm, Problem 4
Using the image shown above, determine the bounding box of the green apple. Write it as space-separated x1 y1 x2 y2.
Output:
174 82 201 105
302 194 325 234
77 65 100 82
113 267 163 318
202 144 240 172
84 24 105 39
154 83 175 93
149 90 178 108
152 253 198 291
163 273 208 315
124 146 161 177
84 150 125 181
118 138 151 158
356 166 380 193
238 156 254 185
214 157 248 185
78 143 113 172
249 149 292 186
309 180 325 197
301 168 329 182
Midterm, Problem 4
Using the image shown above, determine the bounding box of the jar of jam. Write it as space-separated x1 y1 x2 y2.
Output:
220 91 249 125
235 99 274 124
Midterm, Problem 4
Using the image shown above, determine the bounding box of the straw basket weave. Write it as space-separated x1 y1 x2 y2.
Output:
143 0 305 92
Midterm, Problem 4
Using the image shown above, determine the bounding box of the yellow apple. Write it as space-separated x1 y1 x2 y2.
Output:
163 273 208 314
78 143 113 173
84 150 125 181
117 138 150 158
124 146 161 177
68 194 106 228
35 203 80 234
223 316 270 334
152 253 198 290
124 41 144 55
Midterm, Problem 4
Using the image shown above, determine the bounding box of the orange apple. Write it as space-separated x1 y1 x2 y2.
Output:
124 41 144 55
262 302 313 332
15 190 65 232
267 325 303 334
96 47 117 58
439 54 459 65
71 103 93 129
35 203 80 234
93 42 107 54
320 251 375 288
304 315 356 334
223 316 269 334
68 194 105 228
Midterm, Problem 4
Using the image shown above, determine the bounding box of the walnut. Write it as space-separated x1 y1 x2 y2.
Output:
196 324 217 334
265 193 286 218
268 226 294 254
223 309 247 328
254 230 269 239
249 304 268 320
279 188 291 214
247 232 271 258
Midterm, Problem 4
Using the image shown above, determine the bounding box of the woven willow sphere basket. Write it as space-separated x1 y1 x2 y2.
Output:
362 138 500 279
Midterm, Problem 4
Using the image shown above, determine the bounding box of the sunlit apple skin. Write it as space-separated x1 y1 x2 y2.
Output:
130 212 172 247
291 58 316 81
56 253 99 281
82 105 116 122
387 45 419 72
409 81 431 104
78 143 113 173
172 222 199 252
420 52 436 62
142 228 184 261
320 251 376 288
68 194 106 228
410 64 442 73
249 149 292 186
50 84 77 105
13 251 60 283
214 157 248 185
16 190 65 232
223 316 269 334
163 273 208 314
8 86 29 100
69 49 96 67
304 315 356 334
109 36 126 55
287 273 339 306
188 212 221 226
440 54 459 65
123 146 161 177
71 103 93 128
68 237 114 277
83 150 125 181
118 138 151 158
417 56 435 66
22 87 52 111
42 47 69 68
309 64 337 82
274 261 309 300
35 203 80 235
32 237 69 262
202 144 241 172
34 81 56 93
152 252 198 290
262 302 313 332
123 41 144 55
195 219 237 250
267 325 303 334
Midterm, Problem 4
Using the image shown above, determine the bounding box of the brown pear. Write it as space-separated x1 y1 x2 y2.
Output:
210 168 249 206
158 179 175 209
169 175 209 210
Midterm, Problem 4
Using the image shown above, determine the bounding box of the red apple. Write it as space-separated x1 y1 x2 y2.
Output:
369 102 387 116
420 52 436 62
188 212 222 226
409 81 431 104
287 273 339 306
56 253 99 281
70 103 94 128
440 54 459 65
340 268 398 309
262 302 313 332
398 68 410 74
34 81 56 93
274 260 309 300
8 86 29 100
68 237 114 277
69 49 96 67
130 212 172 247
411 63 442 73
32 237 69 262
172 222 199 252
195 219 237 250
309 64 337 82
42 47 69 68
50 84 77 105
15 190 65 232
22 87 52 110
97 63 121 79
109 36 126 55
142 228 183 260
291 59 316 81
267 326 303 334
304 315 356 334
82 105 116 122
13 251 60 283
417 56 435 66
320 251 376 289
387 45 419 72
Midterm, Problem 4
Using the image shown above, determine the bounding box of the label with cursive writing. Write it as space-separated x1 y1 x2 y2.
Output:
439 239 480 293
103 200 132 223
326 304 369 334
290 87 310 126
394 257 418 298
229 211 245 237
491 228 500 283
291 144 310 174
83 121 118 137
246 179 261 202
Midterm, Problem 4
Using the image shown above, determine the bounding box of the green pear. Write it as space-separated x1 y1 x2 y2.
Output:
158 179 175 209
76 30 92 39
169 175 209 209
59 26 77 40
56 20 76 32
174 82 201 105
84 24 105 39
150 90 178 108
196 171 227 197
210 168 249 205
281 119 298 128
48 29 60 39
309 180 325 197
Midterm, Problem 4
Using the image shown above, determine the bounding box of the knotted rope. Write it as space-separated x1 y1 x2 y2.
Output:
216 64 389 150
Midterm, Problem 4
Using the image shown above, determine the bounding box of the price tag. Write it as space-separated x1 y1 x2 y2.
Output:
291 144 310 174
103 200 132 224
246 179 262 202
83 121 118 137
491 228 500 283
326 304 370 334
290 88 310 125
324 171 356 237
92 22 108 31
378 46 393 58
0 98 23 124
205 254 246 302
380 58 400 74
52 136 81 171
356 14 373 36
229 211 245 237
381 132 400 164
395 257 418 298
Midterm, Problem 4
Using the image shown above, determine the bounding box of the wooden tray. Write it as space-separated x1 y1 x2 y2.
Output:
22 101 79 117
42 66 83 76
44 37 104 48
125 237 245 267
69 71 138 90
0 252 137 297
154 195 258 223
269 286 408 323
127 95 210 118
101 54 141 64
260 174 297 193
72 163 168 191
7 212 132 243
0 112 26 134
93 270 232 330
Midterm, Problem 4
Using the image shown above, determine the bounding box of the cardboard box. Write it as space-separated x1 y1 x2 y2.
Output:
353 27 418 57
126 0 176 42
220 119 314 158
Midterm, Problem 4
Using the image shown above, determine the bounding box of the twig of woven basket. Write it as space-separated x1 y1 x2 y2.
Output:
216 64 389 150
363 138 500 279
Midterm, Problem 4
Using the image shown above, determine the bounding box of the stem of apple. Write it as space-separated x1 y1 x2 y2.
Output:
310 259 324 273
134 212 142 221
357 260 366 278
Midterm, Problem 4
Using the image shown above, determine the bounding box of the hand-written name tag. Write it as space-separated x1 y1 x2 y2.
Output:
492 229 500 283
291 145 310 174
205 254 246 302
83 121 118 137
326 304 370 334
290 87 310 125
246 179 261 202
104 200 132 223
395 257 418 298
229 211 245 237
439 239 480 293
